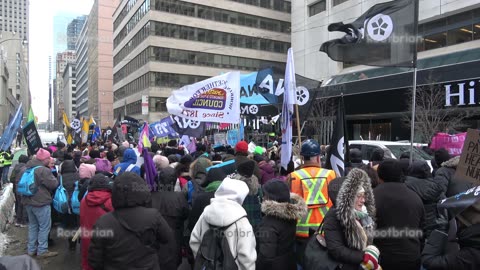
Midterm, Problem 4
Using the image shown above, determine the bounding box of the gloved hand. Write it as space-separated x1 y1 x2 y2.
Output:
361 245 380 270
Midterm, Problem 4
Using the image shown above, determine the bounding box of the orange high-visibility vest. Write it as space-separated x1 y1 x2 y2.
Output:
290 166 336 238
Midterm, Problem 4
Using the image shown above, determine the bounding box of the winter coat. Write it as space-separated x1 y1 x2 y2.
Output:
434 156 475 198
59 160 79 199
95 158 112 173
80 190 113 270
151 190 189 269
256 193 307 270
188 190 215 232
323 169 376 270
258 160 275 185
22 159 59 207
374 182 425 270
405 175 445 238
10 162 27 185
422 224 480 270
190 194 257 270
234 174 263 230
113 149 141 176
88 173 174 270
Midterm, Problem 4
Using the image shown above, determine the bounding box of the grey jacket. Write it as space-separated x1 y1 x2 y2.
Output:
22 159 59 207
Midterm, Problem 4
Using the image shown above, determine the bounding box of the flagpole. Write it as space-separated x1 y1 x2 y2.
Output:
295 103 302 150
409 0 419 165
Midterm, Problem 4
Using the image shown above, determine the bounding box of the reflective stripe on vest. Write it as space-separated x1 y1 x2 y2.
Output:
292 168 332 237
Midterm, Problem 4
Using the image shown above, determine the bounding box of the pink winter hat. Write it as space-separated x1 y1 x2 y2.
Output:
122 141 130 148
36 148 51 161
79 163 96 179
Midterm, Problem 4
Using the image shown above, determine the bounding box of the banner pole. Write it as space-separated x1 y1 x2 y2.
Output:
409 0 419 165
295 103 302 151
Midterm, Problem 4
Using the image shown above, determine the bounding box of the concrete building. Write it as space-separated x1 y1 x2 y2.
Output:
0 0 29 40
112 0 291 122
293 0 480 142
54 51 76 130
62 63 77 119
84 0 119 128
53 13 84 71
67 16 87 50
0 32 29 131
75 19 89 118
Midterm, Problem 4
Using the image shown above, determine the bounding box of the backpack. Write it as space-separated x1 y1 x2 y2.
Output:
17 166 43 196
71 181 88 215
194 216 245 270
53 176 70 214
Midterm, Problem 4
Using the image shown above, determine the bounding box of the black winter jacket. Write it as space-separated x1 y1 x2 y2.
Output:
59 160 79 199
151 191 189 269
374 182 425 270
323 208 364 270
256 193 307 270
434 156 475 198
422 224 480 270
405 175 446 238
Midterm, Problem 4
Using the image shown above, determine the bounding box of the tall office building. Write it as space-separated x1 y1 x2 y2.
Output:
75 19 89 118
78 0 119 128
67 15 87 50
112 0 291 122
62 63 77 119
293 0 480 140
54 50 76 130
0 0 28 40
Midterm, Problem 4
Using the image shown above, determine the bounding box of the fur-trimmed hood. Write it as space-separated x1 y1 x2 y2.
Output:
441 156 460 169
261 193 308 220
336 168 376 250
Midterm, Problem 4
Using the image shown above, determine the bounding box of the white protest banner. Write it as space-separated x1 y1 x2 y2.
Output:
167 72 241 123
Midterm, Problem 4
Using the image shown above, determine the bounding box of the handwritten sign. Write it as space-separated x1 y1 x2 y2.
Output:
454 129 480 184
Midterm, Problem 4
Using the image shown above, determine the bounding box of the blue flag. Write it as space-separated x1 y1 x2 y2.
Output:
1 103 23 151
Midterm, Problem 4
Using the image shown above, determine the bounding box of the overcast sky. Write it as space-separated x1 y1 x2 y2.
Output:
29 0 93 122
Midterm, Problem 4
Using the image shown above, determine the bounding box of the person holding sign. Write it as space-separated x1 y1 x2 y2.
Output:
422 186 480 269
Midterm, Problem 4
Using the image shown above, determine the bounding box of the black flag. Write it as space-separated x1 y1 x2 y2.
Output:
320 0 416 67
325 96 349 177
171 116 205 138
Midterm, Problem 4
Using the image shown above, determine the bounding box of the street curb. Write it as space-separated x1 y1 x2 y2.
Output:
0 183 15 232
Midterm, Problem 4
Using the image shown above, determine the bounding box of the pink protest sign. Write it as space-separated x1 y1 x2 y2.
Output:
430 132 467 156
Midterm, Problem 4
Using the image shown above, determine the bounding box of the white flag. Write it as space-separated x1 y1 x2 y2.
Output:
281 48 296 170
167 72 241 123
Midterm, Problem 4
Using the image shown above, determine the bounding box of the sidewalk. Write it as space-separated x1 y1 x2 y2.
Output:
0 183 15 256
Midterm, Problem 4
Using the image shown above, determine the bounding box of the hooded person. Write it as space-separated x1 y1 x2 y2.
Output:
113 148 141 176
323 168 379 270
23 148 59 258
151 165 189 270
346 148 364 175
234 141 262 180
88 172 174 270
10 154 29 227
190 177 257 270
257 156 275 185
422 187 480 270
434 155 476 198
234 159 263 230
183 157 212 206
256 180 308 270
58 160 81 250
80 174 113 270
77 163 97 201
405 160 445 238
369 148 385 169
374 159 425 270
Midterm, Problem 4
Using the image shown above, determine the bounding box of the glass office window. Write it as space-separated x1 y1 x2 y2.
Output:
309 1 326 17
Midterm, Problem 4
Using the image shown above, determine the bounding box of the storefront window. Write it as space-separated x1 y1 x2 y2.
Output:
474 24 480 40
353 121 391 141
424 32 446 51
447 25 473 46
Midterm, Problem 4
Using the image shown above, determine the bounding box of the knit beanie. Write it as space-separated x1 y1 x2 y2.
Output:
79 163 96 179
253 154 264 163
237 159 255 178
262 180 290 203
235 141 248 154
254 146 264 155
88 173 112 192
434 148 451 167
205 181 222 193
370 148 385 162
36 148 51 161
18 154 29 164
377 159 404 183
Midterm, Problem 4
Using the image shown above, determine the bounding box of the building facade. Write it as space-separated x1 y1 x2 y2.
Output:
67 15 87 50
85 0 119 128
62 63 77 119
112 0 291 122
293 0 480 142
75 18 89 118
54 50 76 129
0 0 28 40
